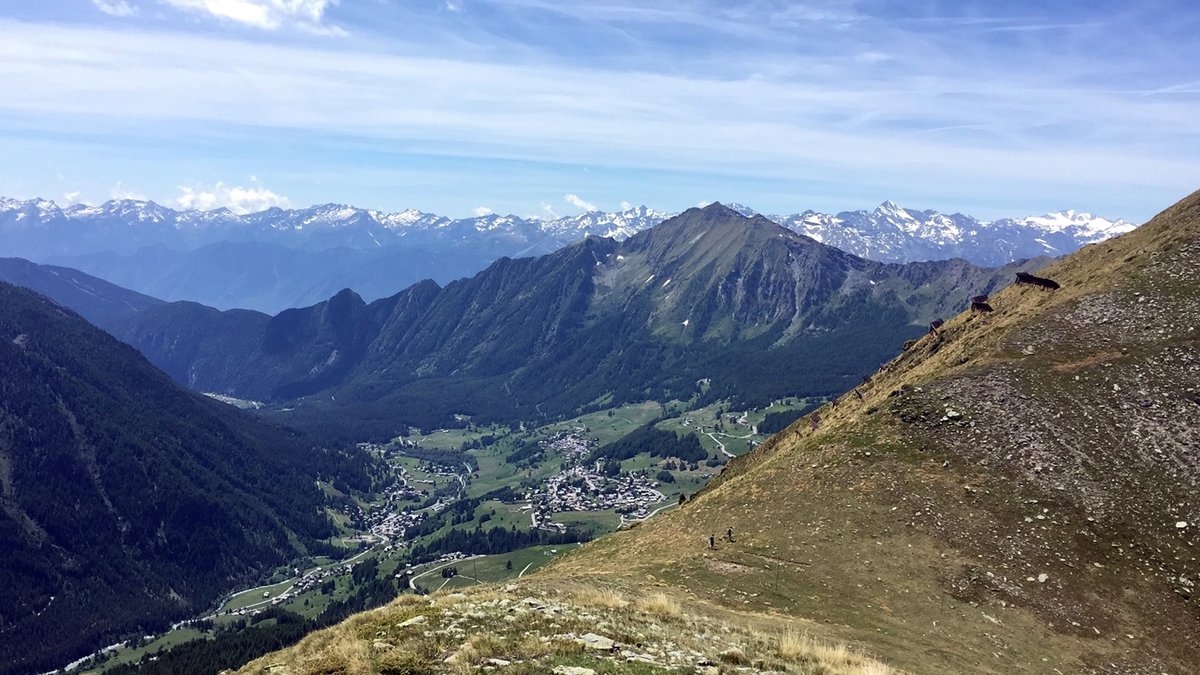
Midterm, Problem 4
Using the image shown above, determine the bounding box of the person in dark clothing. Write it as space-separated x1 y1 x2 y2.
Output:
709 534 716 550
726 527 734 542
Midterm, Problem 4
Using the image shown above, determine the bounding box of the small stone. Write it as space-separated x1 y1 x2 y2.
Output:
486 658 511 667
1037 573 1049 583
552 668 597 675
578 632 616 651
1177 521 1189 529
718 647 748 665
398 615 428 627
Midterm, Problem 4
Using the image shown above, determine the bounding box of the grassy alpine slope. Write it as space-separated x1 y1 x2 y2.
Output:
238 189 1199 674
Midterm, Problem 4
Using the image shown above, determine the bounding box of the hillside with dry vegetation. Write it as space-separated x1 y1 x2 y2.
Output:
237 189 1199 674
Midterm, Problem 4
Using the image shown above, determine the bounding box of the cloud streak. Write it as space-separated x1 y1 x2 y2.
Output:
92 0 138 17
175 177 291 213
110 181 147 200
161 0 343 34
564 193 596 212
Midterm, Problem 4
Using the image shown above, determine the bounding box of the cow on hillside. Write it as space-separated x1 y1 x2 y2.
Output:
1015 272 1061 290
971 299 994 313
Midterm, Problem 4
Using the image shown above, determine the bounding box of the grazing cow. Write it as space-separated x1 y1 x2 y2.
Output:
809 413 821 431
971 300 994 313
1015 271 1061 290
929 319 944 335
970 294 989 304
853 388 864 401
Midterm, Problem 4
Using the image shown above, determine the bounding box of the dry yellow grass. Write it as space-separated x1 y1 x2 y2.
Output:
567 584 628 609
778 627 894 675
634 591 681 617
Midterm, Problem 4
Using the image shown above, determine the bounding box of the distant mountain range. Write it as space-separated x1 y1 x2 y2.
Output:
0 196 1132 313
3 204 1047 439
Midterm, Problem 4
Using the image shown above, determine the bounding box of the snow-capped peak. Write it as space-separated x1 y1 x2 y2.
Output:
1019 210 1135 238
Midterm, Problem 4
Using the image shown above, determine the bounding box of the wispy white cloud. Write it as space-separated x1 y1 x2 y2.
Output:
161 0 344 34
92 0 138 17
63 190 86 205
444 1 462 13
564 193 596 212
854 51 891 64
540 202 559 219
110 181 147 200
472 206 492 216
619 200 632 211
175 177 291 213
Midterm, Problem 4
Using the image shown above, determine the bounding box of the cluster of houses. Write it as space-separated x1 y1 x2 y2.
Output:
524 434 667 531
282 561 357 599
542 431 592 460
360 471 428 538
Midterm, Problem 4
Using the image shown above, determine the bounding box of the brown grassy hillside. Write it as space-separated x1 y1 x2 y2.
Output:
239 189 1200 674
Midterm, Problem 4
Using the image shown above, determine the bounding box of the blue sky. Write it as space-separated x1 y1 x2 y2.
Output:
0 1 1197 221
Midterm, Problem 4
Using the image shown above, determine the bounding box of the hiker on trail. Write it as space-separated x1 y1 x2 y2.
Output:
726 527 734 543
709 534 716 550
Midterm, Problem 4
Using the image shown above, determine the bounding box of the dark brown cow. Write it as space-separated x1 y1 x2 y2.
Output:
929 319 944 335
809 413 821 431
1015 271 1061 290
971 300 994 313
970 294 989 304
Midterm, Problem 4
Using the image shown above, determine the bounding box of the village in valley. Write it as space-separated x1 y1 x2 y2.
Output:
70 395 817 674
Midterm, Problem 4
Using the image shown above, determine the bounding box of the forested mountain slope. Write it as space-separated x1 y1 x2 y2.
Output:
0 284 373 675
